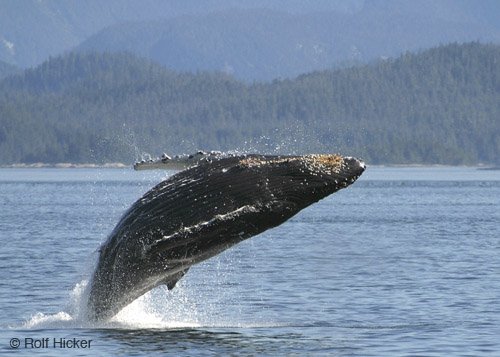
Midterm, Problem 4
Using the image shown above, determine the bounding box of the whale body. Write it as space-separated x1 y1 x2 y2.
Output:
87 154 365 321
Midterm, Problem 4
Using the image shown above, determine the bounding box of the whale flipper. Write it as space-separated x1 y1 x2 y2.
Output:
163 269 189 290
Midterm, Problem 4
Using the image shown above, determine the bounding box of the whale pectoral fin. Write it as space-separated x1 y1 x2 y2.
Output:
163 268 189 290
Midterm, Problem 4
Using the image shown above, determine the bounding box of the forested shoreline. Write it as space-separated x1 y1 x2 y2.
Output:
0 42 498 165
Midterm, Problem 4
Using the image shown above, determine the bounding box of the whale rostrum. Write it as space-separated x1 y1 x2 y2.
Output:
87 154 365 321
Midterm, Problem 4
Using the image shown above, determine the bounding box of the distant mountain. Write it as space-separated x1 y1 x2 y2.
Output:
0 0 362 69
75 1 500 81
0 42 498 165
1 0 499 80
0 60 19 79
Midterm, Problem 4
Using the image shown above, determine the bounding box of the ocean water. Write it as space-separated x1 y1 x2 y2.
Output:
0 166 499 356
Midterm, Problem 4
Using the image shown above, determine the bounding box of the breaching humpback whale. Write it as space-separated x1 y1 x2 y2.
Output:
87 154 365 321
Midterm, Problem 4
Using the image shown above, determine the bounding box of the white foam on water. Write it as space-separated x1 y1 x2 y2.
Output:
110 286 202 329
18 272 283 330
18 271 278 330
19 279 205 330
22 311 75 329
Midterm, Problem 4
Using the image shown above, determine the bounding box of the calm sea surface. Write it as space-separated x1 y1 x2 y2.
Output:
0 166 499 356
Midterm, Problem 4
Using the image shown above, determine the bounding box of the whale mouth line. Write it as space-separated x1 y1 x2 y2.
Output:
87 153 365 321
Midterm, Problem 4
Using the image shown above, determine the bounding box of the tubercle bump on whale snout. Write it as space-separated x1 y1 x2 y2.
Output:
342 156 366 176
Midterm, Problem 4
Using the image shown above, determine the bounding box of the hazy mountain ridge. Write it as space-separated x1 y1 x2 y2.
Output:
0 42 498 165
0 0 206 67
75 5 500 81
0 0 363 68
1 0 499 81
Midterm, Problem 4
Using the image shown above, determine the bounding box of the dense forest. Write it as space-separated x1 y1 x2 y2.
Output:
0 42 498 165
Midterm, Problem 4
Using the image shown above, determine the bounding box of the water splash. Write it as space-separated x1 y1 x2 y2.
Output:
112 286 202 329
20 279 205 330
19 252 274 330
